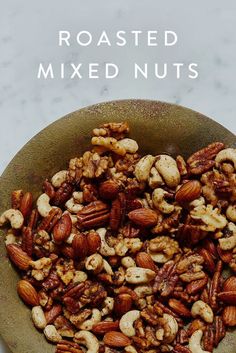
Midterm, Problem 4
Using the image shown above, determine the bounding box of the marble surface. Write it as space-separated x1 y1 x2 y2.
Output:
0 0 236 352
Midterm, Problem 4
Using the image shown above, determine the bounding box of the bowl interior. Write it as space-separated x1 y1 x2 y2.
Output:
0 100 236 353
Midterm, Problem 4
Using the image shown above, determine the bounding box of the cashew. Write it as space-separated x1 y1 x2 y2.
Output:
219 222 236 250
152 188 175 214
115 240 128 256
191 300 214 323
65 198 83 213
97 228 115 256
155 155 180 188
44 325 62 343
148 167 164 189
32 306 47 330
226 205 236 222
191 204 227 232
36 193 53 217
162 313 178 344
51 170 68 187
73 191 84 203
189 330 210 353
78 309 101 330
117 138 139 154
125 346 138 353
215 148 236 169
103 259 114 275
0 209 24 229
73 270 88 283
119 310 140 337
74 331 99 353
5 230 17 245
121 256 136 268
85 254 104 274
134 155 155 182
134 284 153 298
125 267 156 284
124 238 143 253
101 297 114 316
91 136 126 156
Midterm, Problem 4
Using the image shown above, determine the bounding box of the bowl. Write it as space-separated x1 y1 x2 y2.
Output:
0 99 236 353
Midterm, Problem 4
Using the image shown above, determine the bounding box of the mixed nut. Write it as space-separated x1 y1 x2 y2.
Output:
1 121 236 353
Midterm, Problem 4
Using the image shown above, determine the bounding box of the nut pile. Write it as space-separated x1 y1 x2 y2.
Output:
1 122 236 353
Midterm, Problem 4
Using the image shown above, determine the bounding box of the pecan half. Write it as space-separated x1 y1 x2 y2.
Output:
77 201 110 229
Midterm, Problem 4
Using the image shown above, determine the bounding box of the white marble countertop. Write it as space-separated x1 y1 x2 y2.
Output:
0 0 236 352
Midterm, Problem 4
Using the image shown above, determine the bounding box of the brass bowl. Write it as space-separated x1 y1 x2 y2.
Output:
0 100 235 353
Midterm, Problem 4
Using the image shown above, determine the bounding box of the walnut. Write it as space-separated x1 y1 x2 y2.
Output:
190 204 227 231
93 122 129 140
68 157 83 184
141 306 160 325
82 151 109 178
30 257 52 281
80 282 107 307
148 236 180 263
153 261 179 297
34 230 56 256
152 208 182 234
115 153 141 176
56 259 75 285
54 315 75 337
69 309 92 329
201 169 231 206
176 253 205 282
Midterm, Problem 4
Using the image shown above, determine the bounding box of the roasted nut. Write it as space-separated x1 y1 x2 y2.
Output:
53 213 72 244
223 276 236 291
97 228 115 257
135 252 157 272
85 254 104 274
74 331 99 353
87 231 101 255
6 244 31 270
114 294 133 316
103 331 131 347
0 209 24 229
17 280 39 306
32 306 47 330
78 308 102 330
215 147 236 169
155 155 180 187
125 267 156 284
134 155 155 182
218 291 236 305
121 256 136 268
175 180 201 204
191 301 214 323
148 236 180 263
190 204 227 232
92 321 120 334
168 299 191 318
72 233 88 259
45 304 62 324
99 180 119 200
44 325 62 343
223 306 236 326
37 193 53 217
20 192 33 219
51 170 68 188
119 310 140 337
189 330 210 353
77 201 110 229
152 188 175 214
128 208 158 228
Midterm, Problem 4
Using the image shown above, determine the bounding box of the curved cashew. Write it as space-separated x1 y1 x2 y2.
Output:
65 198 83 213
191 300 213 323
36 193 53 217
134 284 153 298
73 270 88 283
97 228 115 256
74 330 99 353
155 155 180 188
162 313 178 344
152 188 175 214
189 330 210 353
219 222 236 250
78 309 101 330
125 267 156 284
119 310 140 337
134 155 155 182
101 297 114 316
226 205 236 222
121 256 136 268
32 306 47 330
85 254 104 274
0 209 24 229
44 325 62 343
103 259 114 275
148 167 164 189
215 148 236 169
51 170 68 187
117 138 139 154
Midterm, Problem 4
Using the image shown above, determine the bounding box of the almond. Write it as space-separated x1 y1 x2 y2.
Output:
223 306 236 326
175 180 201 203
92 321 119 334
218 291 236 305
198 248 215 274
99 180 119 200
72 233 88 259
53 213 72 244
114 294 133 316
128 208 157 228
217 245 232 263
6 244 31 270
45 304 62 324
136 252 157 272
17 280 39 306
168 298 191 318
87 230 101 255
223 276 236 291
20 192 33 219
103 331 131 347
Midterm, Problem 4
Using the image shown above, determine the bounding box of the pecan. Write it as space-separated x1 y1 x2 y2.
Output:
43 179 55 199
27 209 39 230
203 325 214 352
176 329 189 345
92 321 120 334
54 316 75 337
198 248 215 274
42 271 61 291
56 340 83 353
120 223 141 238
176 155 188 176
53 182 74 206
187 142 225 174
109 193 126 231
186 276 208 295
177 223 207 246
214 316 226 347
21 226 33 256
77 200 110 229
173 344 191 353
153 261 178 297
37 208 62 232
209 260 223 311
141 306 159 325
82 183 98 203
20 192 33 219
45 304 62 324
99 180 120 200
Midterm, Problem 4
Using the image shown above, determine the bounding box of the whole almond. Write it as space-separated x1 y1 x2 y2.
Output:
136 252 157 272
17 280 39 306
99 180 119 200
53 213 72 244
223 276 236 292
168 298 191 318
45 304 62 324
175 180 201 203
87 230 101 255
128 208 157 228
20 192 33 219
223 306 236 326
218 291 236 305
103 331 131 347
6 244 31 270
114 294 133 316
92 321 119 334
72 233 88 259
